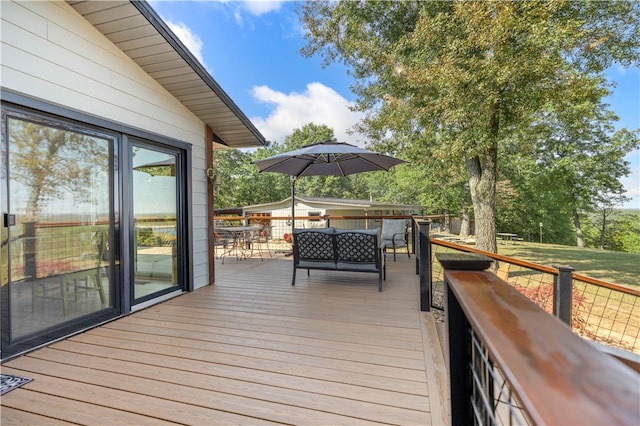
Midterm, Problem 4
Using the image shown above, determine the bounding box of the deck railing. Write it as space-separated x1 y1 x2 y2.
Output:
438 252 639 425
413 221 640 355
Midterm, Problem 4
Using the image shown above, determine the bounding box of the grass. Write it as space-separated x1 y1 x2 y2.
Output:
496 241 639 289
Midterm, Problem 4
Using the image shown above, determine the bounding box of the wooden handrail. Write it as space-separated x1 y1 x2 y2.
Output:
431 237 639 296
445 267 640 425
432 237 559 274
572 272 640 296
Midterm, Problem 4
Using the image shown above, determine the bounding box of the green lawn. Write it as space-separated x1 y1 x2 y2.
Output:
496 241 639 289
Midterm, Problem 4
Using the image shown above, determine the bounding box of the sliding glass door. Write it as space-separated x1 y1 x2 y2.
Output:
1 110 117 357
1 104 190 360
131 144 182 304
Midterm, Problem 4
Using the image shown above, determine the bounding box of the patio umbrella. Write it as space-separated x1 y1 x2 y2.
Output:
133 157 175 177
255 141 406 177
254 140 407 238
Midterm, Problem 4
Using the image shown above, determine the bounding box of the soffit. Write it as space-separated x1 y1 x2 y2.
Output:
66 0 266 149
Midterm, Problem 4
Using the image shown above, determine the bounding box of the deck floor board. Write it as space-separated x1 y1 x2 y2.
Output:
1 255 446 425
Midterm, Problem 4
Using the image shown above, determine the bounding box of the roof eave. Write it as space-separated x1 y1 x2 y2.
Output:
132 1 266 148
66 0 266 149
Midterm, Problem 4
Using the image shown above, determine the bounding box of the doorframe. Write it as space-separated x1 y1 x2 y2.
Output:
206 126 215 285
122 138 193 313
0 90 194 360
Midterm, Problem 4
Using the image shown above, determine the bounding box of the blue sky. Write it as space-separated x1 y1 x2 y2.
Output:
149 1 640 208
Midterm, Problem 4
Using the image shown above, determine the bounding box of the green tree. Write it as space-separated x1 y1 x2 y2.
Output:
299 0 640 252
591 190 629 250
609 213 640 254
496 144 577 245
214 123 354 209
9 119 108 218
213 148 289 208
525 93 639 247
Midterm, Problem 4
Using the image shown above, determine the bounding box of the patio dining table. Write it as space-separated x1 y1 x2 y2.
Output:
497 232 518 244
215 225 263 262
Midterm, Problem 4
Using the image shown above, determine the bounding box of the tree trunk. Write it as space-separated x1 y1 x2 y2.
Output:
572 208 585 247
600 210 606 250
466 150 497 253
459 206 470 237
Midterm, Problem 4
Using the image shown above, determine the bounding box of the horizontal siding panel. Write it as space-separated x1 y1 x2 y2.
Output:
26 1 125 55
2 21 112 86
2 60 202 148
0 1 48 39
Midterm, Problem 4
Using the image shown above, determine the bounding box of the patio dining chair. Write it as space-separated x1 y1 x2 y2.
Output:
243 226 267 261
380 219 410 262
214 230 236 264
32 230 107 316
257 223 273 257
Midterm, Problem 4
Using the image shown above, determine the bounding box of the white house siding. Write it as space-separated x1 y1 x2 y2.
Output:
248 203 388 238
1 0 211 289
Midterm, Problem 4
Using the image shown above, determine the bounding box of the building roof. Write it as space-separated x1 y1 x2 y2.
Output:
67 0 266 149
244 197 422 212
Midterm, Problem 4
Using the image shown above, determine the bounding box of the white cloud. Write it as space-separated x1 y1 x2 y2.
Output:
214 0 283 25
242 0 284 16
250 82 367 146
164 20 209 70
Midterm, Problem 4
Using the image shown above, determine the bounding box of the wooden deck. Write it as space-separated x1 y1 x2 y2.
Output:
1 253 449 425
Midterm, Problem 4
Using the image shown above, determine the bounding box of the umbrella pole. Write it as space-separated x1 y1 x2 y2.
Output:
285 176 296 256
290 176 296 235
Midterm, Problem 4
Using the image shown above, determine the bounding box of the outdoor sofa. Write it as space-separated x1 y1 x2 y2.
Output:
292 228 386 291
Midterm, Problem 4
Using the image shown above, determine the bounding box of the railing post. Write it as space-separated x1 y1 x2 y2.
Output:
410 214 417 255
414 219 420 275
23 221 37 278
553 264 575 325
437 253 494 426
418 220 431 311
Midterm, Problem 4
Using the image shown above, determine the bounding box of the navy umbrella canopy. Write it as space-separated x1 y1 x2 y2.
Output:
254 140 407 240
255 141 406 177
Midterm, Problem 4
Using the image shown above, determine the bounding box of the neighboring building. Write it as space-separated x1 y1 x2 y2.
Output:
243 197 423 239
1 1 265 359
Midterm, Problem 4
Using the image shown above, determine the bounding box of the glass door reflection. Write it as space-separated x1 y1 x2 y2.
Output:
3 115 114 342
131 146 179 302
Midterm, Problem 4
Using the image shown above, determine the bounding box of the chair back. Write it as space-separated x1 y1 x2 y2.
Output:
381 219 406 240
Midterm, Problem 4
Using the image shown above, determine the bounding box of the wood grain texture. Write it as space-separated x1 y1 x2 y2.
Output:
2 256 444 425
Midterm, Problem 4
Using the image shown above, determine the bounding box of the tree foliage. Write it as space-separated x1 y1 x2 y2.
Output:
212 122 413 210
298 0 640 252
497 96 640 245
9 119 108 218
